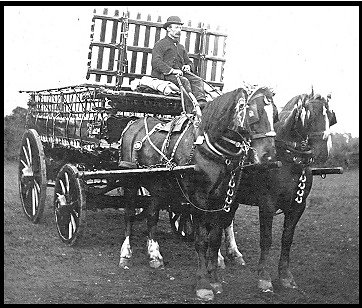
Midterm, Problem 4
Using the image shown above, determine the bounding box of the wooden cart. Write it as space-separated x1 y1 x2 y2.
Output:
18 8 228 245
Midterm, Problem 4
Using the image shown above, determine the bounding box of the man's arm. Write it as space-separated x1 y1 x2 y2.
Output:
151 42 173 75
182 48 194 72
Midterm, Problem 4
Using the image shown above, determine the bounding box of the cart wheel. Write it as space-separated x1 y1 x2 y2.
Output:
169 206 194 241
54 164 86 246
18 129 47 223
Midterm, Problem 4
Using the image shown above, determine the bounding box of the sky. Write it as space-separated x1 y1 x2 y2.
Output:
4 5 359 137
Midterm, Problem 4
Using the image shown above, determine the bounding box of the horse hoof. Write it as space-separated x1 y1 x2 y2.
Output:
119 258 132 269
234 255 246 266
258 279 274 293
280 278 298 289
149 259 164 269
227 253 246 266
196 289 214 301
210 282 223 294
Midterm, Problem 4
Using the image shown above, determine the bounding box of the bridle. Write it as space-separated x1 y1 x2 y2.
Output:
276 97 332 165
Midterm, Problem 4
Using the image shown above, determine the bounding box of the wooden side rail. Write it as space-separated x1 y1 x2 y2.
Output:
78 165 196 180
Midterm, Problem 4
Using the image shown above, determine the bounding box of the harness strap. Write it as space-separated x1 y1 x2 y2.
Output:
161 117 177 157
170 120 192 160
142 117 172 164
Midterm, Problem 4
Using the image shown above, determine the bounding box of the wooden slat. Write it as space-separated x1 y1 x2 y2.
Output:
185 20 192 52
93 14 121 22
220 35 227 86
141 14 152 74
86 9 96 80
193 21 202 75
211 26 220 81
107 9 120 83
200 24 211 80
130 12 141 74
155 15 162 42
96 8 108 82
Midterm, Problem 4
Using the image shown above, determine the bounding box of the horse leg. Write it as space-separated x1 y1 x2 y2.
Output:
208 224 224 295
195 218 214 301
147 197 164 268
257 205 274 292
217 249 226 269
278 205 305 289
119 187 137 269
224 220 246 266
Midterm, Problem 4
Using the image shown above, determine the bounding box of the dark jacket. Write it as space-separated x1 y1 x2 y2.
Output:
151 35 194 80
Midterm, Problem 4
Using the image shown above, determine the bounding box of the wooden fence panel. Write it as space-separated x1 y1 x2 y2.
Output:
86 8 227 90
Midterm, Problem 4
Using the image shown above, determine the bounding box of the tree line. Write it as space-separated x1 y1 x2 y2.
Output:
4 106 359 169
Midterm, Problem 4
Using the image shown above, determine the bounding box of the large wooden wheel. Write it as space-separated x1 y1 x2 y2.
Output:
54 164 86 246
18 129 47 223
169 204 195 241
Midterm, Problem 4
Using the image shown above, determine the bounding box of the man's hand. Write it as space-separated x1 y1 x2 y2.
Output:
182 65 191 73
171 69 183 76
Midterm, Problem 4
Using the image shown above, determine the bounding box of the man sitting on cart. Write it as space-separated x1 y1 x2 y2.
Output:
151 16 208 112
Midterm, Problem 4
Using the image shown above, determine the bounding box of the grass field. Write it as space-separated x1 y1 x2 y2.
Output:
4 160 359 304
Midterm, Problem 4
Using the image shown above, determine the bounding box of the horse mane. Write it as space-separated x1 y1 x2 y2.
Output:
278 93 309 124
249 86 275 102
200 88 245 143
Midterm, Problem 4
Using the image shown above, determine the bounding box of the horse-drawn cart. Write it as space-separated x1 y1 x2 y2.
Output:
18 8 227 245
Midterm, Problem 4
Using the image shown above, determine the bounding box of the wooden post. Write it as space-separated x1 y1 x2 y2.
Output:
86 9 96 80
96 8 108 82
107 9 120 84
141 14 152 75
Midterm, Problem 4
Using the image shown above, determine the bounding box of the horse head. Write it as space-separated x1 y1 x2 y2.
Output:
303 93 337 163
200 86 278 166
275 92 337 164
242 86 279 165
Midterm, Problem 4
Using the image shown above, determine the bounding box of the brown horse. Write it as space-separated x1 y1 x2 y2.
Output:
220 92 337 292
117 86 279 300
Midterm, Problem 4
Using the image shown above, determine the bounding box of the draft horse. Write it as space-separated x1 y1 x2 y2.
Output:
220 92 337 292
117 86 279 300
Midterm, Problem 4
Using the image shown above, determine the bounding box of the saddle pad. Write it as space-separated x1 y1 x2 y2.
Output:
158 115 189 133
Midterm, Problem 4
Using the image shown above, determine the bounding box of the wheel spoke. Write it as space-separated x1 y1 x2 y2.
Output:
64 172 70 193
179 215 186 235
68 220 73 239
20 159 28 169
26 137 32 166
171 212 181 224
32 186 36 216
174 219 179 231
34 185 39 212
59 179 66 195
34 179 40 193
70 213 76 232
22 146 31 167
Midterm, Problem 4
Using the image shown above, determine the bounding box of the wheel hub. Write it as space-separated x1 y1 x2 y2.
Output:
56 194 67 207
21 166 33 178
